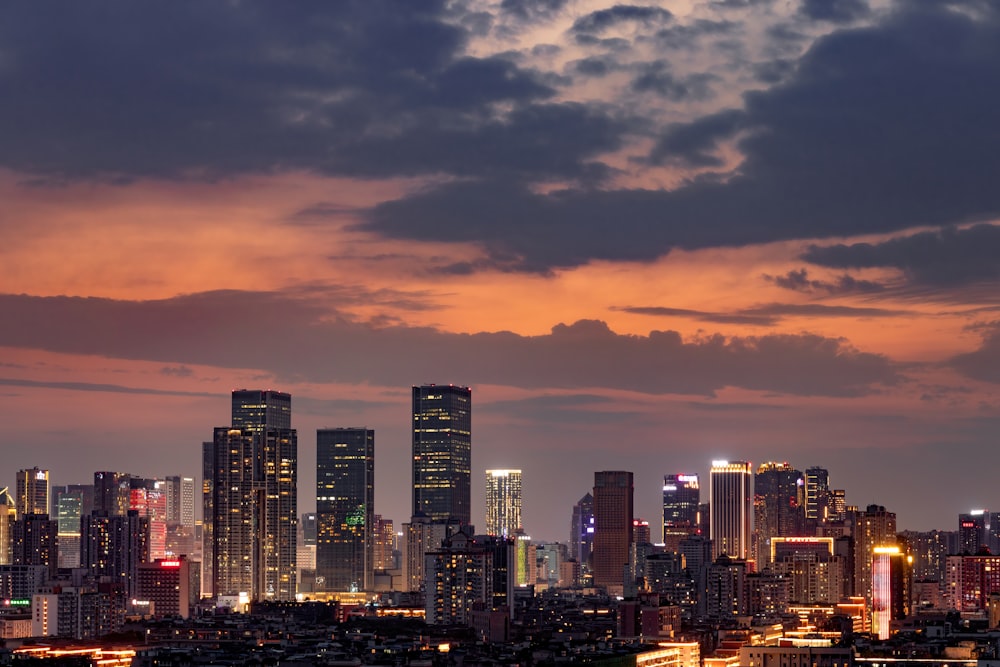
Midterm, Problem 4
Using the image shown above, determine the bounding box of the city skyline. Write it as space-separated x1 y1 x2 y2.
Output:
4 0 1000 544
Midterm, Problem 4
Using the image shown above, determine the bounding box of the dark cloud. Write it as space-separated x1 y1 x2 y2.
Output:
619 302 907 325
763 269 886 295
0 2 632 184
0 291 900 398
950 324 1000 384
799 0 870 24
570 5 673 34
159 365 194 377
803 225 1000 288
652 20 737 50
500 0 568 21
364 5 1000 271
630 61 717 101
0 377 217 398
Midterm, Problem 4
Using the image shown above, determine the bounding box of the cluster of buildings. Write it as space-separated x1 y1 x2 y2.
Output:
4 386 1000 658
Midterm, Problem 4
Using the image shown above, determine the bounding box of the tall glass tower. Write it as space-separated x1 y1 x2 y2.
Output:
317 427 374 592
709 460 752 561
205 389 297 601
662 473 700 551
485 469 522 537
412 384 472 525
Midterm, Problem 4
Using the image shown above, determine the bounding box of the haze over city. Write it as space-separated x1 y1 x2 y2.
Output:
4 0 1000 542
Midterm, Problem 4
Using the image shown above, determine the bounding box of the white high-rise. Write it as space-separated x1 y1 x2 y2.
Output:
485 470 522 537
710 460 752 561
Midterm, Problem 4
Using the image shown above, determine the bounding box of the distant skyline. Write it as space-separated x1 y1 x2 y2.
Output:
4 0 1000 542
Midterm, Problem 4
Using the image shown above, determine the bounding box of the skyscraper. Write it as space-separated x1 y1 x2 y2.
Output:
570 493 595 570
662 473 700 551
485 469 522 537
710 460 752 561
15 468 49 517
853 504 897 604
316 427 375 593
592 470 634 593
205 390 297 601
12 513 59 578
804 467 830 524
753 462 803 564
94 472 131 516
412 384 472 525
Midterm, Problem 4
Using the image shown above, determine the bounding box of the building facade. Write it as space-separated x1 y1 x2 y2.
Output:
485 469 522 538
753 462 803 565
412 384 472 525
710 461 753 561
592 471 634 593
204 390 297 601
662 474 700 553
316 427 375 593
15 468 49 517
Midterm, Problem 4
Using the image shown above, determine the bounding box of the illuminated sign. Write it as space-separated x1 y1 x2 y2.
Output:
35 470 46 481
663 485 677 492
3 599 30 607
676 474 698 483
962 522 976 528
160 560 181 568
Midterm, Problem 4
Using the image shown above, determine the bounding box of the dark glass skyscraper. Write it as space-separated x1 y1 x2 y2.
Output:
662 473 700 551
316 427 374 592
205 390 297 601
753 462 803 564
412 385 472 525
804 467 830 523
570 492 595 570
592 470 633 593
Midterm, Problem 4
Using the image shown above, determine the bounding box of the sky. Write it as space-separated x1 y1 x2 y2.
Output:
3 0 1000 543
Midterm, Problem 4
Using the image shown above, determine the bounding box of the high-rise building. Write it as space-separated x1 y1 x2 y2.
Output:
662 474 700 552
15 468 49 517
316 427 375 593
853 504 897 604
592 471 634 593
94 472 131 517
710 461 752 561
570 493 595 570
412 384 472 525
205 390 297 601
81 510 150 597
804 467 830 524
872 546 911 640
485 470 522 538
55 486 87 568
958 510 1000 554
11 514 58 578
0 488 14 565
372 515 396 571
753 462 803 564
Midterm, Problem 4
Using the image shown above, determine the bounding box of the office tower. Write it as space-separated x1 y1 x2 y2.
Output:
424 531 493 625
94 472 131 516
403 514 457 592
570 492 595 570
632 519 651 545
201 442 214 598
81 510 150 597
11 514 58 578
136 557 194 618
485 469 522 538
130 478 169 560
958 510 1000 554
899 530 951 582
205 390 297 601
232 388 291 431
55 488 84 568
767 537 847 603
853 504 897 604
316 427 375 593
372 515 396 571
163 476 195 559
753 462 803 564
592 471 634 593
804 467 830 524
872 546 911 639
710 460 752 560
301 513 317 546
828 489 847 522
662 474 700 552
0 488 15 564
15 468 49 516
412 384 472 525
704 555 748 620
